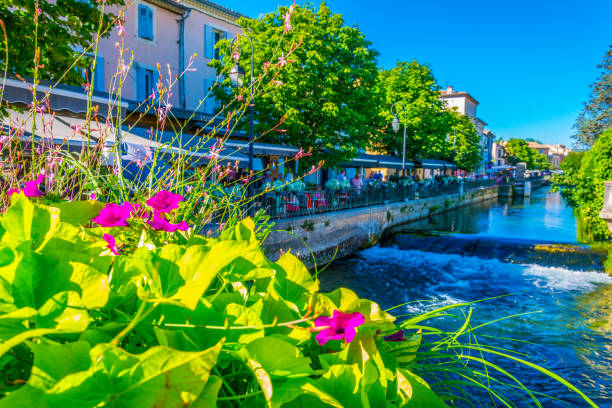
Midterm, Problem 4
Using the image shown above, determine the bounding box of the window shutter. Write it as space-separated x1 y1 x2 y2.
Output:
138 5 147 38
135 63 146 101
147 7 153 40
94 56 104 92
225 31 232 41
204 79 217 114
153 70 160 99
204 25 214 59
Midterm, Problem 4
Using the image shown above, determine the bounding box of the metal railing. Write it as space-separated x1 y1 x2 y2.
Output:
254 179 497 219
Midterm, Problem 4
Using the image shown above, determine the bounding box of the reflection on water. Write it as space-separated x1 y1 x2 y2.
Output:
322 189 612 407
404 189 579 244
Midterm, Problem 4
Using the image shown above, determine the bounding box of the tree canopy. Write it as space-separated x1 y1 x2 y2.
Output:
0 0 121 85
553 129 612 241
212 2 381 167
374 61 482 171
504 138 550 170
573 45 612 148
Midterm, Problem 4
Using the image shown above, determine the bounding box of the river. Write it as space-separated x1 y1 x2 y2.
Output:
321 188 612 407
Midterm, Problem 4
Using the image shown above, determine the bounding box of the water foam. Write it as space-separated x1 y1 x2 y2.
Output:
359 246 612 293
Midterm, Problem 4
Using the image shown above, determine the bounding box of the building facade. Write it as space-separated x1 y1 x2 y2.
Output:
440 86 494 175
96 0 242 114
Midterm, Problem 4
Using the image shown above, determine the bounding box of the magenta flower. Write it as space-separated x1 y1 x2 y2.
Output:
103 234 120 255
383 330 406 342
8 174 45 198
146 190 184 213
147 213 189 232
314 310 365 345
89 192 97 200
92 202 132 227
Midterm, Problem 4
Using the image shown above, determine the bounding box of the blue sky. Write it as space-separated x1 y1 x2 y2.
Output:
221 0 612 147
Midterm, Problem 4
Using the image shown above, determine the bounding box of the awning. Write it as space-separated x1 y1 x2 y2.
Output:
415 159 457 169
1 109 255 168
223 140 301 157
342 153 415 169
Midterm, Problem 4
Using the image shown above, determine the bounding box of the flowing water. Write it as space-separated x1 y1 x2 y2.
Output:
321 189 612 407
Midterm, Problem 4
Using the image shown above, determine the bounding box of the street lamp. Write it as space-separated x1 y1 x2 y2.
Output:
390 102 407 200
229 34 255 216
390 102 407 180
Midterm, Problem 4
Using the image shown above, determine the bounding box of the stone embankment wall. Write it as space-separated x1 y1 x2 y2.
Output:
264 186 499 267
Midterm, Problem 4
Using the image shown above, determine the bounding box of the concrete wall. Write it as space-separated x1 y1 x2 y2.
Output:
263 186 499 267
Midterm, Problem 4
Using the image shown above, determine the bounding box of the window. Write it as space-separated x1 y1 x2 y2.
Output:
204 25 229 60
138 4 154 40
136 63 156 101
213 30 223 60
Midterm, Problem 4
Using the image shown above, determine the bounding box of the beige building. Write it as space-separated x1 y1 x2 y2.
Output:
440 86 494 174
527 142 570 169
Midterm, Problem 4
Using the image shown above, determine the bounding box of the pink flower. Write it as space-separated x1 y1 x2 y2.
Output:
147 213 189 232
103 233 120 255
117 24 126 37
146 190 184 213
314 310 365 345
89 192 97 200
185 185 193 194
277 54 288 67
284 5 294 33
232 51 240 62
263 61 271 71
92 202 132 227
237 94 244 102
272 80 283 86
295 147 312 160
9 174 46 198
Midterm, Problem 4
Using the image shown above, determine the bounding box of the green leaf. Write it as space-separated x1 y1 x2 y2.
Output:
51 201 105 227
272 251 318 311
27 341 92 390
1 195 61 251
245 337 314 378
192 375 223 408
44 341 224 407
396 368 448 408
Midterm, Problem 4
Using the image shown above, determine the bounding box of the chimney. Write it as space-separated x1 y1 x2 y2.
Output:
446 85 454 94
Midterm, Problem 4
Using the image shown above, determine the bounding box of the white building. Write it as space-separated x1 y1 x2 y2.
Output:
440 86 494 174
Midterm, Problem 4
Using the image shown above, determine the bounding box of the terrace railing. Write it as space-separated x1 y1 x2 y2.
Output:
255 178 497 220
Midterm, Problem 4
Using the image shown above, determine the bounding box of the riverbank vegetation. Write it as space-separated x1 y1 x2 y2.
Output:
0 1 602 406
553 44 612 243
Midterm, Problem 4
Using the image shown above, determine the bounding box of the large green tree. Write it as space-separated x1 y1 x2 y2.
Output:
504 138 550 170
573 45 612 147
375 61 447 160
0 0 121 85
445 110 482 172
375 61 481 171
212 2 381 167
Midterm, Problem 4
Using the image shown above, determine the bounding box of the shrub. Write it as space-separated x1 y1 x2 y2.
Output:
553 128 612 241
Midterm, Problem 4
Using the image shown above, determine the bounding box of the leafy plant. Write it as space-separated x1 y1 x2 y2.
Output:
0 196 599 407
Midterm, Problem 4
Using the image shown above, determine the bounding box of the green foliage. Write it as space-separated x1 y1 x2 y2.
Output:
0 196 445 407
504 138 551 170
573 45 612 147
446 110 482 172
376 61 447 160
0 0 122 85
553 128 612 241
211 3 381 168
375 61 481 171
